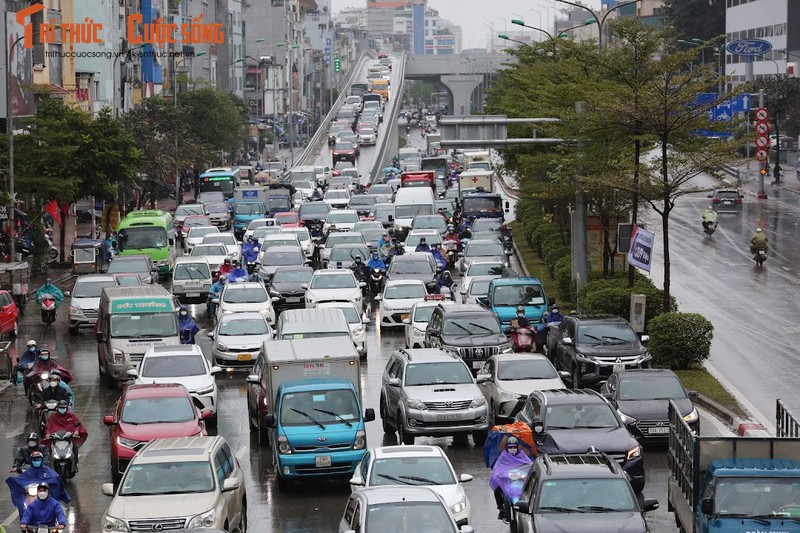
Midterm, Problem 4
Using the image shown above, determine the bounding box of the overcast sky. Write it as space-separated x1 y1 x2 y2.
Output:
331 0 604 49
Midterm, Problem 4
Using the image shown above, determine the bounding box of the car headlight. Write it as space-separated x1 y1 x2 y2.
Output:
406 399 427 411
499 389 517 401
117 436 141 450
450 496 467 515
353 429 366 450
103 515 128 532
617 410 638 425
217 342 230 352
626 445 642 461
683 408 699 423
413 327 426 335
353 326 365 336
470 396 486 408
186 509 216 529
498 342 511 352
278 435 292 454
195 384 215 395
111 349 125 364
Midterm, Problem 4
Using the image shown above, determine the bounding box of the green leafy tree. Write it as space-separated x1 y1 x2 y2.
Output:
750 76 800 165
662 0 725 42
177 87 247 159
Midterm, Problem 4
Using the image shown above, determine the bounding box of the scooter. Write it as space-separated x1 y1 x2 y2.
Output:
49 430 78 479
443 240 460 269
39 294 57 325
180 328 195 345
754 248 767 267
36 399 59 435
703 221 718 237
369 268 385 296
27 373 51 406
510 327 535 353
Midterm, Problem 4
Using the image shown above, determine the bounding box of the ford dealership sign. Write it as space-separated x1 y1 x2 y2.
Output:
726 38 773 56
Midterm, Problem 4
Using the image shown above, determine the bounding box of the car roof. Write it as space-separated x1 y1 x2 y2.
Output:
263 234 298 241
467 258 504 266
394 348 462 363
439 303 493 315
273 266 313 274
537 388 606 405
614 368 679 378
467 239 503 246
385 279 426 287
328 209 358 215
494 352 553 363
467 275 500 285
313 269 355 276
356 486 445 505
137 436 222 462
74 274 116 284
408 228 441 235
218 311 268 324
371 445 446 460
144 345 204 357
412 300 455 311
124 383 193 399
224 282 266 289
539 453 625 479
265 245 303 253
567 314 629 324
393 254 430 262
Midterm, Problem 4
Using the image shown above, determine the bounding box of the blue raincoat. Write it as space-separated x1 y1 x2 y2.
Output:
7 466 70 516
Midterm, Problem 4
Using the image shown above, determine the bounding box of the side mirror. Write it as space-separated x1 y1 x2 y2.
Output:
350 474 365 487
561 336 573 346
359 282 367 288
558 371 570 381
640 334 650 344
222 478 240 492
246 374 259 384
103 415 115 426
126 368 138 378
642 498 660 512
475 375 489 384
388 377 401 387
271 297 280 302
459 473 473 483
460 527 475 533
264 414 277 427
207 331 214 338
63 291 71 297
402 318 410 324
513 500 530 514
687 390 699 398
101 483 115 497
210 366 222 375
364 408 376 422
301 283 308 289
701 498 713 515
96 332 106 343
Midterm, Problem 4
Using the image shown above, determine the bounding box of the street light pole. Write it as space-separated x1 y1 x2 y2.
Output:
555 0 641 49
511 19 556 55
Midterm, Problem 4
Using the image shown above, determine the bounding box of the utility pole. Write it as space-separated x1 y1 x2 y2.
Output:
757 88 766 198
573 102 588 303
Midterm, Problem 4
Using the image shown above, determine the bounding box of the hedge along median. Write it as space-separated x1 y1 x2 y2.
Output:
512 205 743 415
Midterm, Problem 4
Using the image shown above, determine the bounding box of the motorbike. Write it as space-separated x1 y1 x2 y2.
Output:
753 248 767 267
37 399 59 435
39 294 57 325
443 240 460 269
22 525 62 533
510 327 535 353
438 285 457 301
13 358 34 387
369 268 385 296
49 430 78 479
180 328 195 345
207 293 220 318
27 373 51 406
703 221 718 237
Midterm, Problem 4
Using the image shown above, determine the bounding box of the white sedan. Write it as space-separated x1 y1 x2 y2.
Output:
216 281 276 323
318 301 370 358
189 243 231 273
201 232 241 261
280 227 313 259
358 126 377 145
303 269 364 310
324 209 360 233
377 279 427 330
184 226 219 253
404 298 456 349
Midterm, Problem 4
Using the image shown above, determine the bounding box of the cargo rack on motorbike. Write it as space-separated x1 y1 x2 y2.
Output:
0 261 30 311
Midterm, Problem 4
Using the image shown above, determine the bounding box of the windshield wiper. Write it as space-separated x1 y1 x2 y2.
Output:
716 514 769 525
290 408 325 429
376 473 414 485
452 322 472 335
313 408 353 427
399 475 441 485
582 334 604 342
750 514 800 523
538 506 582 513
577 505 624 512
469 322 494 333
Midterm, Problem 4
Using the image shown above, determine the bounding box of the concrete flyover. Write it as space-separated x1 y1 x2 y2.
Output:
404 53 510 115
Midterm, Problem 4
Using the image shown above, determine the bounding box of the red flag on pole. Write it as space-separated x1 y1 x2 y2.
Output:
45 199 62 227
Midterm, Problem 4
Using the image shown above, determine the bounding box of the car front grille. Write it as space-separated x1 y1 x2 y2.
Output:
424 400 473 411
128 518 186 531
455 345 499 359
83 309 98 319
607 453 626 464
129 353 144 364
295 462 353 475
294 442 352 452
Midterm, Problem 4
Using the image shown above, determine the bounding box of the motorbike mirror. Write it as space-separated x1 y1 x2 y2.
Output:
101 483 115 497
63 291 71 297
102 415 115 426
126 368 138 378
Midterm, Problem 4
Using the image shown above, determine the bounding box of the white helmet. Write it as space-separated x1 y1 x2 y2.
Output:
756 228 763 233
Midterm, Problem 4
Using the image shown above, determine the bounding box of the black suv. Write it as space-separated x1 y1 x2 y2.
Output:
546 314 652 389
512 453 659 533
515 389 645 492
708 188 743 214
385 254 437 288
424 304 510 373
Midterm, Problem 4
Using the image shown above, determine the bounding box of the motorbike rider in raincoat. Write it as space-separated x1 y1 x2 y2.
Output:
20 482 67 530
702 206 718 231
228 261 248 283
490 437 534 523
26 350 72 390
242 237 261 266
12 340 40 385
367 252 386 271
178 305 200 344
11 433 50 473
414 237 431 253
6 451 70 517
218 258 233 277
430 243 447 271
44 401 88 468
750 228 768 254
35 278 64 308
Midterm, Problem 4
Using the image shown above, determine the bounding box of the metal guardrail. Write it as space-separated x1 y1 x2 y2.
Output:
295 51 373 167
368 52 407 183
776 399 800 438
719 164 741 181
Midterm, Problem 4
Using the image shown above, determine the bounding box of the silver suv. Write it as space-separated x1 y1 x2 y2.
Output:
380 348 489 446
101 436 247 532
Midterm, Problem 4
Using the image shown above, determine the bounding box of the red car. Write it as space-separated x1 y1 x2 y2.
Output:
332 141 357 165
274 211 302 228
0 290 19 338
103 383 210 483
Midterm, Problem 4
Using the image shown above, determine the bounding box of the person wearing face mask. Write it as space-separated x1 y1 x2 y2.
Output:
38 373 70 407
45 401 88 469
6 450 71 517
228 261 248 283
12 340 39 386
26 350 72 384
48 370 74 411
511 305 532 329
20 482 67 531
490 437 534 523
177 305 200 345
11 433 50 473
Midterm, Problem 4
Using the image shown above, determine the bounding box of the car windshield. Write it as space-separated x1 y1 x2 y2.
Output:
120 396 195 424
537 478 637 513
205 203 228 214
713 477 800 517
328 212 358 223
369 456 456 486
362 229 385 243
326 191 350 200
375 206 395 221
466 242 505 257
117 227 169 251
469 279 492 296
191 245 227 257
498 359 558 380
473 219 503 232
275 213 298 224
390 259 432 275
334 142 354 150
107 258 150 274
280 389 359 426
413 306 436 322
293 180 315 190
110 313 178 338
237 203 265 216
247 220 274 231
263 250 303 266
361 128 375 135
187 227 218 239
219 317 269 336
272 269 313 283
467 263 504 276
141 355 206 377
395 204 433 218
184 218 212 228
350 197 376 207
413 217 446 231
120 461 213 496
443 316 501 336
578 324 639 345
223 286 268 303
327 235 365 247
405 234 442 248
406 361 474 386
73 279 115 298
327 306 359 324
263 239 298 250
311 274 356 289
175 205 205 217
203 235 235 246
331 246 370 262
291 170 315 181
282 229 310 241
545 404 620 429
493 284 546 306
252 228 282 239
366 502 455 532
173 263 211 281
370 186 392 195
618 375 686 401
385 284 426 299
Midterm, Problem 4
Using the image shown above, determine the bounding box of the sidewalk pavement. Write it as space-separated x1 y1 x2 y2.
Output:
722 161 799 199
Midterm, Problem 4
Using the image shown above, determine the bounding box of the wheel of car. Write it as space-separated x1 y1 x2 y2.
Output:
238 500 247 533
275 470 289 491
380 397 393 434
206 414 218 429
397 411 414 445
10 319 18 338
571 366 581 390
98 354 105 377
472 429 488 445
487 401 496 429
257 416 271 447
247 401 257 431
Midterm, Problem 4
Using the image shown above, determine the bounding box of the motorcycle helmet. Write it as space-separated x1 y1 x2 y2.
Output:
27 432 39 447
505 437 520 455
372 252 380 260
223 258 231 265
45 278 52 285
39 349 50 361
234 261 242 268
36 482 49 499
516 305 525 318
48 374 60 387
354 256 362 263
447 225 455 233
27 339 37 348
756 228 763 233
419 238 427 244
443 270 451 278
30 451 44 468
57 399 69 414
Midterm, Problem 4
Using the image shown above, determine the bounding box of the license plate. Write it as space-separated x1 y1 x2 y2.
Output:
613 364 625 373
237 353 252 361
400 314 409 321
186 293 200 298
315 455 332 468
286 297 301 303
722 200 733 204
649 427 669 434
472 361 484 369
437 413 463 421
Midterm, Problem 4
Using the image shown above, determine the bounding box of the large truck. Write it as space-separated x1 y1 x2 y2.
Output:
254 337 376 490
458 169 495 198
667 399 800 533
232 186 268 238
421 156 448 182
462 150 492 171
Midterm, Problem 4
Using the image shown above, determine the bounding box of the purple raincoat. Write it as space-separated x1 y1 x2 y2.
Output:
489 450 534 503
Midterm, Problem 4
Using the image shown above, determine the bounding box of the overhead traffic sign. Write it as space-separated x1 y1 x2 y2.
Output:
755 108 769 121
756 149 769 161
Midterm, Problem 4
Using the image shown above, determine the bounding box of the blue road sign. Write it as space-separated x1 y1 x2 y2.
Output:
710 102 733 122
729 94 752 112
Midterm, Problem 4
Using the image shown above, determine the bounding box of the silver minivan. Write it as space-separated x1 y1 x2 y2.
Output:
68 274 117 334
275 308 352 343
171 257 213 304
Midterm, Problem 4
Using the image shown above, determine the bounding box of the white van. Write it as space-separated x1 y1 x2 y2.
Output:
274 307 365 356
393 187 435 234
171 256 213 304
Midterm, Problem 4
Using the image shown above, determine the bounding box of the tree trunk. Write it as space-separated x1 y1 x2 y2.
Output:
661 140 671 313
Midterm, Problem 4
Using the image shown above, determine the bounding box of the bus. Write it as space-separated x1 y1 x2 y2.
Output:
115 210 177 274
198 167 243 201
370 79 390 101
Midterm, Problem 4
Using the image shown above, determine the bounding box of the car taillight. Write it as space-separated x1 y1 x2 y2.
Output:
711 198 720 203
734 198 742 204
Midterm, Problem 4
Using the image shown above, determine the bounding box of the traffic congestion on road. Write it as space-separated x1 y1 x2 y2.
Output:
3 54 800 533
